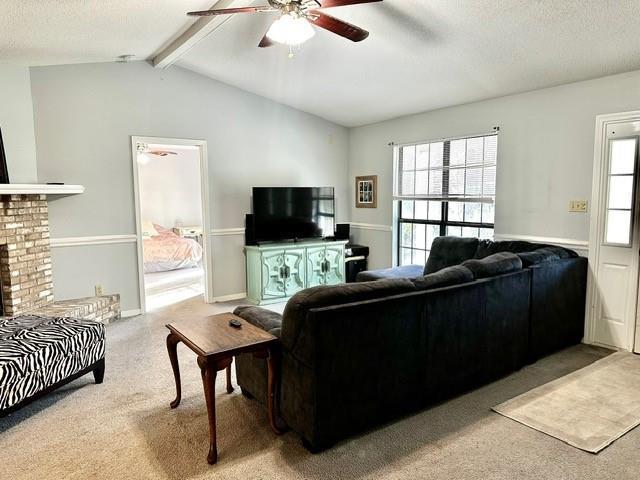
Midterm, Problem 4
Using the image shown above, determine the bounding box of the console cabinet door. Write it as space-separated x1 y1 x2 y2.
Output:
324 245 345 285
261 250 286 299
306 246 326 287
284 248 305 296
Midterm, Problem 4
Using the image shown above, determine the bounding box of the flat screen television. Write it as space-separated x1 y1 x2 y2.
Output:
252 187 335 243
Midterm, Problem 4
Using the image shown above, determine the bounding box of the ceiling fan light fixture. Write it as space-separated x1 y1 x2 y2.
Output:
266 13 315 46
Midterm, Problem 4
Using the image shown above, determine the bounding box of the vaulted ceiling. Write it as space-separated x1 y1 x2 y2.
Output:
3 1 640 126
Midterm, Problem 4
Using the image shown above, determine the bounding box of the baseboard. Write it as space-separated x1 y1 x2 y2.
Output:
122 309 142 318
212 292 247 302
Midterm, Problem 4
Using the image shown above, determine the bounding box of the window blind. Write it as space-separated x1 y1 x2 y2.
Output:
393 134 497 203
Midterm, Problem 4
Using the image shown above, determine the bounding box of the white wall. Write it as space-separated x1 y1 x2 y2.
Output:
138 147 202 228
31 61 349 310
349 69 640 269
0 64 38 183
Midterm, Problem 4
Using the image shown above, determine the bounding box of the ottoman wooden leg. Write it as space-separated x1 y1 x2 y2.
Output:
93 358 105 384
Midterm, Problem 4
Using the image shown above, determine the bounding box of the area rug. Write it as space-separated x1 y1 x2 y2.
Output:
493 351 640 453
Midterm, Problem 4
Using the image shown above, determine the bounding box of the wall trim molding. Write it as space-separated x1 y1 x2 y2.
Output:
122 309 142 318
213 292 246 302
493 233 589 251
210 228 245 236
50 234 138 247
350 222 393 232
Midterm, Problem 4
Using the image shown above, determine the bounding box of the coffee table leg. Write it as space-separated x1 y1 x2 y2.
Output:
226 361 234 394
198 357 218 465
166 333 181 409
267 347 286 435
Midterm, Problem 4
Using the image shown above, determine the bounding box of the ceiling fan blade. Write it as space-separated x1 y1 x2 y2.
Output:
310 12 369 42
147 150 178 156
187 6 277 16
316 0 382 8
258 33 274 48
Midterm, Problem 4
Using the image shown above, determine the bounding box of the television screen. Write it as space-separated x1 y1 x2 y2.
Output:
252 187 335 242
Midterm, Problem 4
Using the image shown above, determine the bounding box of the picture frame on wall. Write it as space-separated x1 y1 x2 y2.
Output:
0 127 9 184
355 175 377 208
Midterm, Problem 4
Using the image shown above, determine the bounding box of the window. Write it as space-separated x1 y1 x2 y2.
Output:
394 134 497 265
605 138 638 245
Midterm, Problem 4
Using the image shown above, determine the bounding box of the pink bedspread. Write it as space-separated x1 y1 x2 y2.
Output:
143 225 203 273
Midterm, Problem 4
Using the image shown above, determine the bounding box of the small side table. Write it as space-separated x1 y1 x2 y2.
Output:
166 312 284 465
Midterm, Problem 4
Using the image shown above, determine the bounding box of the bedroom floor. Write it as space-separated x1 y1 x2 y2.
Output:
144 266 204 311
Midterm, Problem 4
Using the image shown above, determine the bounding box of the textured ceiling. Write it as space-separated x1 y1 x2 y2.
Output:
178 0 640 126
0 0 213 65
3 1 640 126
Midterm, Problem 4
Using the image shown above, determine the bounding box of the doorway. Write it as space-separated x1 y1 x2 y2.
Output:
131 136 211 312
588 112 640 352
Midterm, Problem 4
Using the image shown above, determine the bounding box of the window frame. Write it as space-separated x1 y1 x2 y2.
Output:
394 133 497 266
602 135 639 247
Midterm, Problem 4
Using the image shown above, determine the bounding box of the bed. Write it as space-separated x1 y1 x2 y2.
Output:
143 224 203 273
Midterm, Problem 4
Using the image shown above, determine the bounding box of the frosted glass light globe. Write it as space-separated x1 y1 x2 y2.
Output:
266 14 315 46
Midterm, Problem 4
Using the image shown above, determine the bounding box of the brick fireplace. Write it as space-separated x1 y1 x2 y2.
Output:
0 191 121 323
0 194 53 316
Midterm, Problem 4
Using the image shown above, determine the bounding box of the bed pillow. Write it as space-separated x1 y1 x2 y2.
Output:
141 220 159 238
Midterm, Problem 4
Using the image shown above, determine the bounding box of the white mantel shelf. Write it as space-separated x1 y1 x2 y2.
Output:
0 184 85 195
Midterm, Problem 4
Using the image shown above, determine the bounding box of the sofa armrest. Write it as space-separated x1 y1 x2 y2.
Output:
233 305 282 337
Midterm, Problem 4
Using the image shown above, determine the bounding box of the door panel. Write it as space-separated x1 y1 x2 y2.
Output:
596 263 630 347
324 246 345 285
594 124 640 350
284 248 305 296
306 246 326 287
261 251 286 299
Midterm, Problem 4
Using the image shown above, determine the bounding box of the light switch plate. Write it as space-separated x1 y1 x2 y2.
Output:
569 200 588 213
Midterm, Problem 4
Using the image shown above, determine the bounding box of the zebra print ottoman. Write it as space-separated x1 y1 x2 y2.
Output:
0 315 105 415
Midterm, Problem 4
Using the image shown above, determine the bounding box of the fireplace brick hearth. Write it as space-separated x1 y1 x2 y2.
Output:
0 192 121 323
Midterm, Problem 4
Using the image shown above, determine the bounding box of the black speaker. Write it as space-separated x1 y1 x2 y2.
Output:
335 223 350 241
245 214 256 245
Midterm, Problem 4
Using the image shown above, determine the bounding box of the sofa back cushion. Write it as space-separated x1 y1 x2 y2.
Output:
424 236 480 274
281 279 417 365
475 240 578 259
516 248 561 267
413 265 474 290
462 252 523 279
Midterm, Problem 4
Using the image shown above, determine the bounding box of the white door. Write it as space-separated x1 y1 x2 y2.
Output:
593 122 640 350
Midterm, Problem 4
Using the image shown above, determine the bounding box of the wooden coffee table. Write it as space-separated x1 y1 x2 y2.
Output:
165 312 284 464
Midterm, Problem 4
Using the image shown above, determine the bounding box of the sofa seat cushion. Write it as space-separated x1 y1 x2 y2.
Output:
462 252 523 279
233 306 282 337
517 248 561 267
425 236 480 274
413 265 474 290
282 279 416 365
356 264 424 282
0 315 105 411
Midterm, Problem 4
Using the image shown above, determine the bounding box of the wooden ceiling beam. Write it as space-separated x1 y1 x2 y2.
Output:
152 0 249 69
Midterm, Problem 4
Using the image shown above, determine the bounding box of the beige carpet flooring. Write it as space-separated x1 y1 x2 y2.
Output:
494 352 640 453
2 297 639 480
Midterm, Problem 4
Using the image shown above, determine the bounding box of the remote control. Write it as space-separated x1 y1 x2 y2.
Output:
229 318 242 329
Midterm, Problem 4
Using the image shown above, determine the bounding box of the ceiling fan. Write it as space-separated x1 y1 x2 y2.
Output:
187 0 382 51
138 146 178 157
